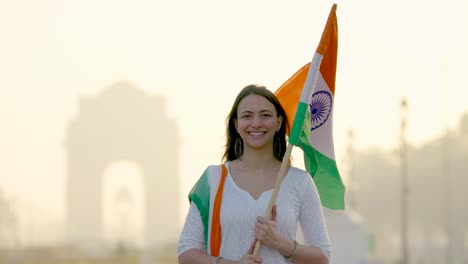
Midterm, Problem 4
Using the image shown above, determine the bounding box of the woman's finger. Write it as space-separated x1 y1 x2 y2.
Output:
248 239 257 253
271 204 277 222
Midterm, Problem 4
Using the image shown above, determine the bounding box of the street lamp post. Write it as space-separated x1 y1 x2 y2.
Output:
400 98 409 264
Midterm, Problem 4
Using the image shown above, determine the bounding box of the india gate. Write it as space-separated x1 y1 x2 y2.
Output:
64 81 180 250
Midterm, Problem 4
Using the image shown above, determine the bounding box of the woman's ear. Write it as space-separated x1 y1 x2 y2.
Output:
277 116 283 132
234 118 239 133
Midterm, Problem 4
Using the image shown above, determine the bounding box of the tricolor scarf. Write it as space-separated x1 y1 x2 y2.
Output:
188 164 227 256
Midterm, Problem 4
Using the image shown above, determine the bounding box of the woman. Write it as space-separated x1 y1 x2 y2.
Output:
178 84 330 264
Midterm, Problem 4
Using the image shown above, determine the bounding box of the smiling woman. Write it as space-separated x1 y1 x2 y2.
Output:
229 85 286 160
1 0 468 261
178 84 330 264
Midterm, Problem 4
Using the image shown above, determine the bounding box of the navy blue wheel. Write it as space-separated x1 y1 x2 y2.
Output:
309 91 332 131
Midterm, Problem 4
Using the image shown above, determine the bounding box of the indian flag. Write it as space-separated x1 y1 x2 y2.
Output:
275 3 345 210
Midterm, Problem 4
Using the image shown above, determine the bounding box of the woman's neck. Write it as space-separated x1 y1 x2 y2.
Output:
238 147 279 170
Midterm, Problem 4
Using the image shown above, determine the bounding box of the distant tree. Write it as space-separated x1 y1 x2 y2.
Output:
351 112 468 263
0 188 16 247
459 112 468 135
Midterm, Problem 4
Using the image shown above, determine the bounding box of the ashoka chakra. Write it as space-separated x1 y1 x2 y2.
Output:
309 91 332 130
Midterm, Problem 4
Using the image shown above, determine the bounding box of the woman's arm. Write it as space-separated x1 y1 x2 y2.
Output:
179 248 262 264
296 173 331 263
255 211 328 264
254 171 331 263
178 248 221 264
274 237 328 264
178 203 213 263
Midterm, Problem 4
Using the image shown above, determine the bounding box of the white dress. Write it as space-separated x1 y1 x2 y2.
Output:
178 162 331 263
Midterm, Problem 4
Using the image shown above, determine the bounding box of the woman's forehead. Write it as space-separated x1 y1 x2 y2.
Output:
239 94 275 108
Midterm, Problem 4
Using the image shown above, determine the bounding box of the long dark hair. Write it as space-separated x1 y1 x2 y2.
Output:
222 84 290 162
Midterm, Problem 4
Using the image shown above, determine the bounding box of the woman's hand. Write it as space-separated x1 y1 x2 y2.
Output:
254 205 283 249
235 239 263 264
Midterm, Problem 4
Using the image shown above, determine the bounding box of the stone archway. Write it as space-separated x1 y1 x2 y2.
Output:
101 160 144 248
64 81 180 249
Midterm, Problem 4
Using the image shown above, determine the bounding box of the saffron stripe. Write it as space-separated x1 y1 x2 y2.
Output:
210 164 227 256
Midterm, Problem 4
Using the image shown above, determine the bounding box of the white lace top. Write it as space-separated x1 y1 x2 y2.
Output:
178 162 331 263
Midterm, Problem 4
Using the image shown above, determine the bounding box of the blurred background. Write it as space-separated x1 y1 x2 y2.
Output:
1 0 467 263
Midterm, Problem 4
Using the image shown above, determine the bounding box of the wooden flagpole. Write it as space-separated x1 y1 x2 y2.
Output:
252 143 294 256
252 3 338 256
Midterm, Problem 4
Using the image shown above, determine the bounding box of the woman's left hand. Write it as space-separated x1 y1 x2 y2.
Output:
254 204 283 249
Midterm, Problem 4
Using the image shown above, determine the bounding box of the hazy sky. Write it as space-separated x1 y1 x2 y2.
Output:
1 0 467 242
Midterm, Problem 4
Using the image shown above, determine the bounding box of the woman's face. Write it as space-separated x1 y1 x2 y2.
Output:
234 94 282 151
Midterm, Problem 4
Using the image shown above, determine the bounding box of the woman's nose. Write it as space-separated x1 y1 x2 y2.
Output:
251 116 262 127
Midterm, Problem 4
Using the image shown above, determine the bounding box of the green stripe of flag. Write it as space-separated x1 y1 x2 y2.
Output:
188 168 210 248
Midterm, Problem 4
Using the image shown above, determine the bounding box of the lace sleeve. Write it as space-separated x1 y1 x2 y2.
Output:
177 202 205 256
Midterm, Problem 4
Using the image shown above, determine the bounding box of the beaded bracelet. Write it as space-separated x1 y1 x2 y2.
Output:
285 239 298 260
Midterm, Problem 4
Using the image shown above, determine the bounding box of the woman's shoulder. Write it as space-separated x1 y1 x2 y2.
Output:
287 166 311 179
197 163 229 183
189 163 226 197
280 166 315 199
284 166 313 185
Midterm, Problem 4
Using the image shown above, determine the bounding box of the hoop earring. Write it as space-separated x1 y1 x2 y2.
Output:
235 137 243 158
273 133 281 159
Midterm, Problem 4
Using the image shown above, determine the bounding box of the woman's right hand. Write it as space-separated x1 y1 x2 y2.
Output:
235 240 262 264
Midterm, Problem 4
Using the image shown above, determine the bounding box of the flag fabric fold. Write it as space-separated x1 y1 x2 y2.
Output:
275 3 345 210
